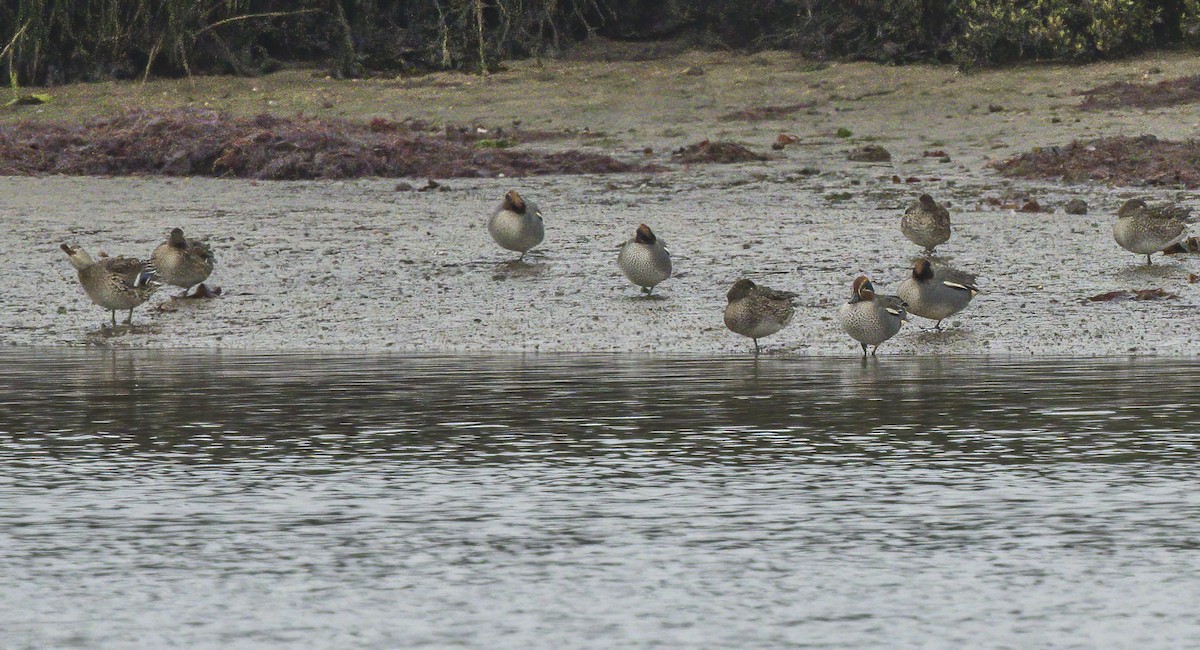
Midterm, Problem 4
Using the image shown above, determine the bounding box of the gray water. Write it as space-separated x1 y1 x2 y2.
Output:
3 350 1200 649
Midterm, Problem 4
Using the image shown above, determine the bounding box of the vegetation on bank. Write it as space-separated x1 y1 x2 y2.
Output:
3 1 1200 85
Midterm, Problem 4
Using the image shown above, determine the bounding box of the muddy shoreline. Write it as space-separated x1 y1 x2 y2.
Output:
4 51 1200 354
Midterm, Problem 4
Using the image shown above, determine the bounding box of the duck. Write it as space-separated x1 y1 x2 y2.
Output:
897 259 978 330
617 224 672 295
724 278 798 355
61 244 160 328
901 193 951 254
837 276 908 357
1113 198 1188 265
151 227 215 297
488 190 544 259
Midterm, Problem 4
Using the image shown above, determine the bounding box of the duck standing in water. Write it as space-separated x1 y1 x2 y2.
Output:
897 259 978 330
617 224 672 295
61 244 160 328
1113 198 1188 265
723 278 798 355
900 193 951 254
488 190 544 260
838 276 908 357
151 227 215 297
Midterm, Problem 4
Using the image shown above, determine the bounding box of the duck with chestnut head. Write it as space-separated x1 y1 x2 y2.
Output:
1113 198 1188 265
488 190 544 260
723 278 798 355
897 259 978 330
900 193 951 254
837 276 908 357
617 224 672 295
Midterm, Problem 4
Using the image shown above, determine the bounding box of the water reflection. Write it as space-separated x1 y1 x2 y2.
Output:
2 350 1197 467
3 351 1199 648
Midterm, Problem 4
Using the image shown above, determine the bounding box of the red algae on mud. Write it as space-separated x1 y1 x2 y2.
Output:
1078 75 1200 111
992 135 1200 188
0 109 652 180
671 140 768 164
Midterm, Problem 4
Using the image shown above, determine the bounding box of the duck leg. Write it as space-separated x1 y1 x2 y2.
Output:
753 338 760 356
125 309 134 325
110 310 117 328
871 345 879 356
1146 254 1153 266
860 342 868 358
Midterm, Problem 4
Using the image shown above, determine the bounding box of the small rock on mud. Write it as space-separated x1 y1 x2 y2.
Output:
1064 198 1088 214
671 140 767 164
846 145 891 162
1085 288 1177 303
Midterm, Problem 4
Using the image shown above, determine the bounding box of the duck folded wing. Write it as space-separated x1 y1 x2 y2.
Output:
936 267 979 293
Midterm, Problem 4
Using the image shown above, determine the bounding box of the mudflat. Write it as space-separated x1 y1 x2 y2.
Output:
5 48 1200 354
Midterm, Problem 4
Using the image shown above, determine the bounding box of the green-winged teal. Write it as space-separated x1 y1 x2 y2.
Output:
488 190 544 259
151 227 215 296
897 259 978 330
61 244 160 327
724 278 798 355
837 276 908 357
1113 198 1188 265
901 194 951 254
617 224 672 295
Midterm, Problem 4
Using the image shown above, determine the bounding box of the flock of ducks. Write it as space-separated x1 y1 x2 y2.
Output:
61 191 1190 355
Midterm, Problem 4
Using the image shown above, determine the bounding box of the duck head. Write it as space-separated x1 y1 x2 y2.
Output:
60 243 95 271
634 224 657 245
169 227 188 248
850 276 875 303
917 194 938 211
501 190 527 214
912 259 934 282
727 278 756 303
1117 198 1147 219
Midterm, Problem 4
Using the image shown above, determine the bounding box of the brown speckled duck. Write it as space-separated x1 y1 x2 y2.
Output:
151 227 215 297
901 194 951 254
723 278 798 355
62 244 160 328
1113 198 1188 265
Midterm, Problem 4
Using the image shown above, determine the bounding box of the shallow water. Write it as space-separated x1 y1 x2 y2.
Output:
3 350 1200 648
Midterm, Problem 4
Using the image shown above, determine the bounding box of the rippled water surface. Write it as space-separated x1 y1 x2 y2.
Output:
3 350 1200 648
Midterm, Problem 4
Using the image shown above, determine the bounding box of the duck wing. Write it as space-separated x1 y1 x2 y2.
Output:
188 238 216 263
100 256 156 288
935 266 979 293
